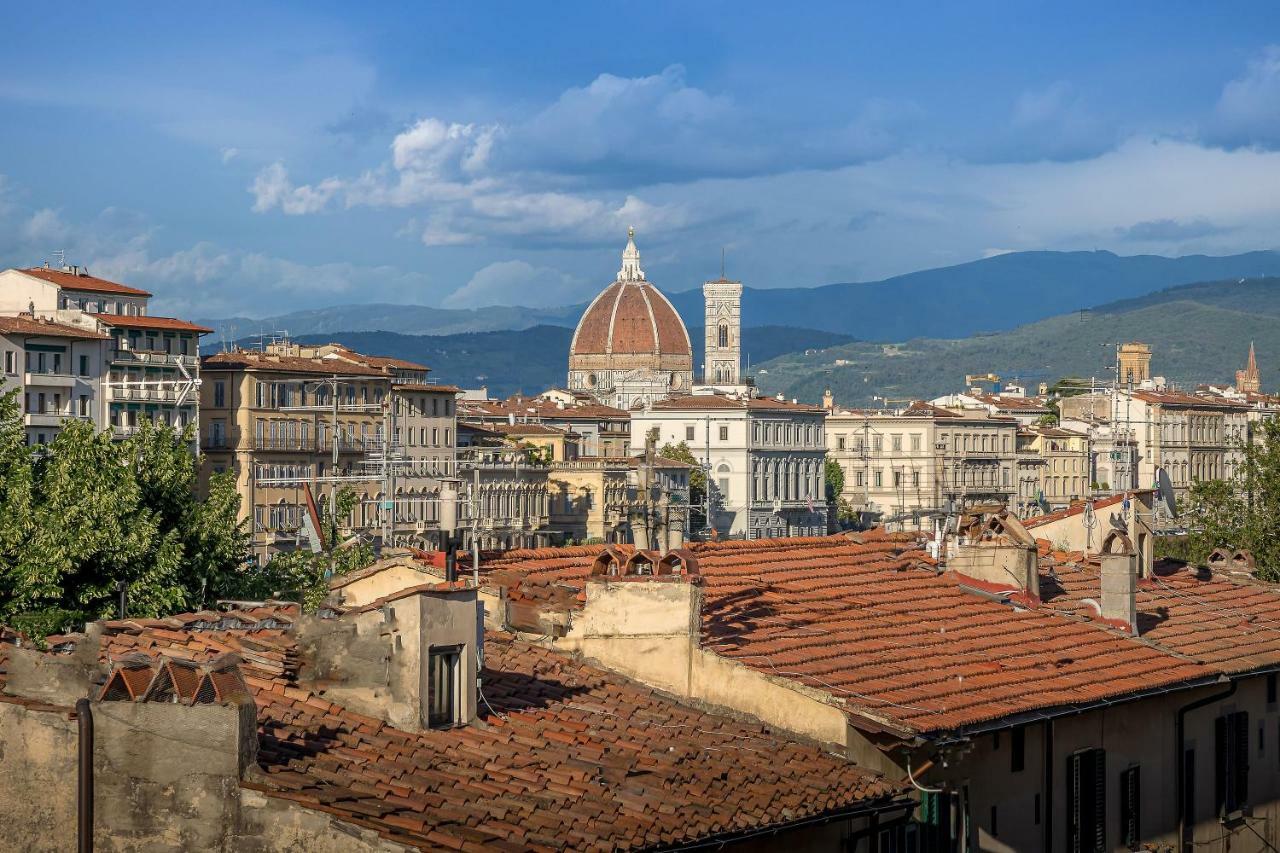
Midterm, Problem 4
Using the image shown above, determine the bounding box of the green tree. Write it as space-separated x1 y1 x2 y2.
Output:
1184 417 1280 579
659 441 706 506
824 458 846 501
0 395 251 633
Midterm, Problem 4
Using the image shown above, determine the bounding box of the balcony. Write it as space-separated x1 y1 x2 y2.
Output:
253 436 318 452
107 385 194 405
24 412 79 428
110 349 198 368
24 371 77 388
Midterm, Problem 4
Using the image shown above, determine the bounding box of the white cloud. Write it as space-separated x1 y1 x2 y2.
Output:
443 260 584 309
220 147 239 163
1210 45 1280 148
21 208 68 244
250 162 343 215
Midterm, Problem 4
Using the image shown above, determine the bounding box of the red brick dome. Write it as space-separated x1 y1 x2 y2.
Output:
569 279 692 358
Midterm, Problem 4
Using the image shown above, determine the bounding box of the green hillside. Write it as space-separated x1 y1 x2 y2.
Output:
754 277 1280 407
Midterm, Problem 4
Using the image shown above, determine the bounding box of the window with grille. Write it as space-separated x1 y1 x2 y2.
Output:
428 646 462 728
1215 711 1249 815
1119 766 1140 849
1066 748 1106 853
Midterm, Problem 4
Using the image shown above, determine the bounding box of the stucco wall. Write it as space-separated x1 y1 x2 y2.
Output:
0 699 409 853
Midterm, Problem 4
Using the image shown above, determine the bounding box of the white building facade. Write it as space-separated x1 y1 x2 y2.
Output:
630 394 828 538
0 265 209 446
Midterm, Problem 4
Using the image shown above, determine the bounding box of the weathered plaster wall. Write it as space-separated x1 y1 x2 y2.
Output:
0 699 410 853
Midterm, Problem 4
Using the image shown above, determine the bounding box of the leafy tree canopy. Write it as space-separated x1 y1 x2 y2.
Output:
1184 417 1280 580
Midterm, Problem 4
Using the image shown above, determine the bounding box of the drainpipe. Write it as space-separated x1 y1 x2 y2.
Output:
76 698 93 853
1176 677 1236 852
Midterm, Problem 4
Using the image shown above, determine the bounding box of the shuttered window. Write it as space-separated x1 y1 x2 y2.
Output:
1119 766 1140 849
1215 711 1250 815
1067 748 1106 853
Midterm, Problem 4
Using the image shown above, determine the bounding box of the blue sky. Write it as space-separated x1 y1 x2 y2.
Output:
2 3 1280 318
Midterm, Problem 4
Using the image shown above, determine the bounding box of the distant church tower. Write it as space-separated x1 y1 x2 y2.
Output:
702 273 742 385
1237 342 1261 394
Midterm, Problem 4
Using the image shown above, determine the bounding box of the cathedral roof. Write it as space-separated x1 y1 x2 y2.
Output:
569 230 691 359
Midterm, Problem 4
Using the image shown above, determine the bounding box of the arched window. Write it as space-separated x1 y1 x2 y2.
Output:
718 324 729 348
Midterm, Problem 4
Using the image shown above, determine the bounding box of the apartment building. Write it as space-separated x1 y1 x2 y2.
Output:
0 315 107 444
1062 387 1249 505
630 392 828 538
200 341 459 559
1024 425 1092 509
454 427 552 550
0 264 209 444
826 399 1019 526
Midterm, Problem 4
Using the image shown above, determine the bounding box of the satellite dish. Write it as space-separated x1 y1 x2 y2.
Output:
1083 500 1096 528
1156 467 1177 519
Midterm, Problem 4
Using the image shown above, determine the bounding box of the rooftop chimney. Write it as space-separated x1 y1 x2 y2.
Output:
1099 530 1138 634
948 508 1040 596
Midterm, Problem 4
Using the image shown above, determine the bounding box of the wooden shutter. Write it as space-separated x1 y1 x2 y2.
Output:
1234 712 1250 809
1120 766 1140 848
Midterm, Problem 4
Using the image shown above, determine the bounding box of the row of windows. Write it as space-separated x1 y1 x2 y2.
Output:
111 330 193 356
61 295 144 315
19 350 92 377
24 391 92 418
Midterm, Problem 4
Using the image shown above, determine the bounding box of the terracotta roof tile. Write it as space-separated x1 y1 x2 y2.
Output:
202 351 387 377
483 533 1217 735
2 602 904 849
91 314 213 333
0 315 107 339
21 267 152 296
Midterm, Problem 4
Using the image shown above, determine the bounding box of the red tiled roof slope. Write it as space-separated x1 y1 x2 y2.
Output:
485 533 1215 735
7 606 903 851
21 267 152 296
0 316 107 339
1044 559 1280 673
91 314 213 333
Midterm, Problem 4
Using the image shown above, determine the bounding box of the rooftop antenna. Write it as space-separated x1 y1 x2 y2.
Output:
51 249 65 269
720 246 726 280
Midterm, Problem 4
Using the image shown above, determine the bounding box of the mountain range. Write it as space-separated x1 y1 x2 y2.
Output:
199 249 1280 344
218 326 856 399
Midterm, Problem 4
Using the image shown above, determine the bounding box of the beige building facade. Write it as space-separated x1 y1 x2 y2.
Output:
826 399 1020 526
200 341 460 559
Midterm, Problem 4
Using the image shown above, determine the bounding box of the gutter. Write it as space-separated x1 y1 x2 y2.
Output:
664 796 916 851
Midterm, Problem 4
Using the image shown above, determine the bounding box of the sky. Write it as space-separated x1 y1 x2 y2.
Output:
2 3 1280 319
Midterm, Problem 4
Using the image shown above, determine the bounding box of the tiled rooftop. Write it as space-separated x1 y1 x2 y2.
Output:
91 314 214 333
1041 555 1280 674
21 266 153 296
1 604 904 851
483 533 1230 736
0 315 107 339
202 350 388 376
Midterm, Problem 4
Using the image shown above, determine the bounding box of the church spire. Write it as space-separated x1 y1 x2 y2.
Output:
618 226 646 282
1236 341 1261 393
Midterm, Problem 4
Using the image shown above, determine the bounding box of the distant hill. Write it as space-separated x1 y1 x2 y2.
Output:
199 249 1280 345
753 277 1280 407
212 325 855 399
